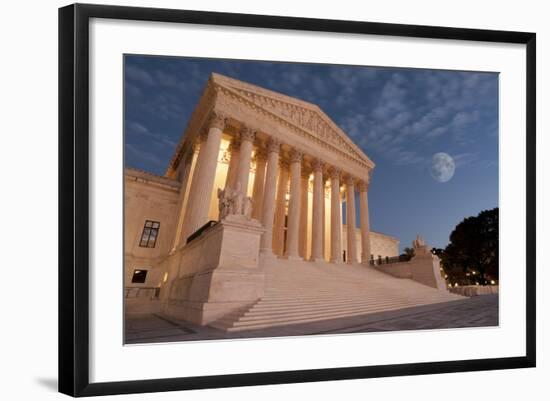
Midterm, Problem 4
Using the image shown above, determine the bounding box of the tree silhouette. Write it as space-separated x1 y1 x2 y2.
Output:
441 208 498 285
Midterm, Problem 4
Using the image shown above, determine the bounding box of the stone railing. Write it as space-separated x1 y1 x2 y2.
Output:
448 285 499 297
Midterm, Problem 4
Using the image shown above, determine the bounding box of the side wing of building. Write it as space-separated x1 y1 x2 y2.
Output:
124 168 180 295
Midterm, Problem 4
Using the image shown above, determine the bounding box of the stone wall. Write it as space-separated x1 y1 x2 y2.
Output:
342 225 399 262
162 215 266 325
375 253 447 290
124 168 180 289
449 285 499 297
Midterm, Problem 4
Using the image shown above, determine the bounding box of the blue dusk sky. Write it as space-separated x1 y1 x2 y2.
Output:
124 55 499 252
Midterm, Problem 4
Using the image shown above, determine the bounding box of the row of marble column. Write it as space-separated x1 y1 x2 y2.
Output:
179 113 372 264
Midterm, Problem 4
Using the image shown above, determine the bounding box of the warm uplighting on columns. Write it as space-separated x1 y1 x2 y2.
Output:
171 150 194 250
345 176 358 264
273 161 289 256
234 126 255 195
181 112 225 242
358 179 372 264
224 136 240 189
329 168 343 264
251 148 267 220
285 149 303 259
299 168 310 260
310 159 324 262
259 138 281 256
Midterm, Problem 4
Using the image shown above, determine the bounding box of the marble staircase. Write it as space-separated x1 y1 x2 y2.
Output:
210 257 464 332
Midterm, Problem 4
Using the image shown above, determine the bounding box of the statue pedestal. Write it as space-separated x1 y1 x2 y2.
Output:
408 253 447 290
162 216 266 325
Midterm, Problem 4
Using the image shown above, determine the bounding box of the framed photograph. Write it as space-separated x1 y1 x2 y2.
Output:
58 3 536 397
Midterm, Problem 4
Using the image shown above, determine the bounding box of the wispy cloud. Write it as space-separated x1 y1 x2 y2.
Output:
335 70 498 169
125 120 177 149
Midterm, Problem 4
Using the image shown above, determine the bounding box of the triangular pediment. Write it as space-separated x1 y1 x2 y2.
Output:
211 73 374 169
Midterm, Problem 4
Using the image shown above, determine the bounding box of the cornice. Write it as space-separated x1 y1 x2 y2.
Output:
214 82 374 173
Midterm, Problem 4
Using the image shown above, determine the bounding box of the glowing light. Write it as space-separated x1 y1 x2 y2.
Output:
454 283 458 287
491 280 496 285
163 272 168 283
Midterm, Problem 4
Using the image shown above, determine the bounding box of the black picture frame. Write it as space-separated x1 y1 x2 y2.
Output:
58 3 536 397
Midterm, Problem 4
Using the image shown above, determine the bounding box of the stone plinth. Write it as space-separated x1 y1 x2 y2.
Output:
375 252 447 290
162 215 266 325
408 253 447 290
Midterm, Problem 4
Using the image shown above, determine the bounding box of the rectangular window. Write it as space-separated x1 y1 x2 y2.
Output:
139 220 160 248
131 269 147 284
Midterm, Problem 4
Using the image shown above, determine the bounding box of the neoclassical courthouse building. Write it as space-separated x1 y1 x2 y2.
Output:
125 73 457 331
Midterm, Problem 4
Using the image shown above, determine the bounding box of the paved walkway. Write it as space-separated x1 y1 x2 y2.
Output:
125 294 498 344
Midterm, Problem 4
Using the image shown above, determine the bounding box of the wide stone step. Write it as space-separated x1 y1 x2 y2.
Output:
241 299 411 320
226 302 443 331
261 291 395 301
251 293 459 312
207 260 463 332
260 291 454 303
253 295 408 309
233 301 423 326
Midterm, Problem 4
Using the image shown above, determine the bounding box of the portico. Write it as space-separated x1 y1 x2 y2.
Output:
166 73 375 265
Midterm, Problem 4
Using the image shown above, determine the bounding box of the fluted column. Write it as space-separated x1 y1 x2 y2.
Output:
358 180 372 263
273 161 289 256
181 112 225 242
285 149 303 259
251 148 267 220
235 127 255 195
310 159 325 261
322 177 327 260
299 168 310 259
224 136 240 189
172 150 194 249
260 138 281 256
345 176 358 264
329 168 343 263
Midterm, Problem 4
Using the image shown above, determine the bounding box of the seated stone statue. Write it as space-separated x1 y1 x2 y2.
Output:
242 196 252 219
217 187 232 220
412 234 430 256
217 183 254 221
229 183 243 216
412 234 426 249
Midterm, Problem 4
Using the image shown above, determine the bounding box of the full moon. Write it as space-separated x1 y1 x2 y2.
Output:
430 152 455 183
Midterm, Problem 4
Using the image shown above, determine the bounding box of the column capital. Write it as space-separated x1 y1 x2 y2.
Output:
227 135 241 152
357 180 369 192
301 167 312 179
198 127 209 143
345 175 356 186
266 137 282 154
279 159 290 170
254 148 268 162
207 111 227 130
312 158 324 172
239 126 256 143
328 167 341 180
289 149 303 163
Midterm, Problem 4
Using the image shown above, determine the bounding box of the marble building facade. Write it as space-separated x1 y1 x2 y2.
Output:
124 73 439 326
